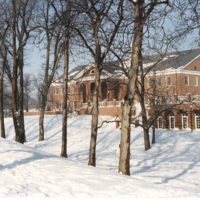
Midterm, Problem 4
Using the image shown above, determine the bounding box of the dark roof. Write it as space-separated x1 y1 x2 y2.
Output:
56 49 200 81
145 49 200 72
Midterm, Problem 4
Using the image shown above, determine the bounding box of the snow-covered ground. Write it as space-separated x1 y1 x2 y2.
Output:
1 114 200 198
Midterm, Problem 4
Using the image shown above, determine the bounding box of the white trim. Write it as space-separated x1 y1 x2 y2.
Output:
146 69 200 77
182 54 200 69
194 76 198 86
182 115 188 129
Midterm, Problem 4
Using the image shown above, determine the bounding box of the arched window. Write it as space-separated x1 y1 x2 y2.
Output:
169 112 175 129
80 83 86 103
182 113 188 129
196 113 200 129
114 81 120 100
101 81 107 101
90 82 95 101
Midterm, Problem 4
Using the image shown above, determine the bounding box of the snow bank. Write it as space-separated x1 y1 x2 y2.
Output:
2 115 200 197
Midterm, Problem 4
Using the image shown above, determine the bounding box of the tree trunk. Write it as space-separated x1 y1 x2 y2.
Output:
61 32 70 158
152 125 155 144
118 100 131 175
118 1 144 175
19 49 26 143
0 69 5 138
140 97 150 151
88 65 100 166
60 0 71 158
12 0 25 144
39 99 46 141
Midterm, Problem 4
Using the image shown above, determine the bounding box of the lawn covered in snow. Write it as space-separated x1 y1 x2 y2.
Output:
1 114 200 198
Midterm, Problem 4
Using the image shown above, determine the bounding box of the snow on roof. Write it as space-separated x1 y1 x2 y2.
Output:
53 49 200 83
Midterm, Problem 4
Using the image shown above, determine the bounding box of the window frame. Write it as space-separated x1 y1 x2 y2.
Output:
169 113 175 130
73 85 76 94
157 116 162 129
185 76 189 86
55 87 59 95
194 76 198 86
148 78 154 88
182 113 188 130
56 101 59 110
73 101 77 110
157 77 162 87
166 76 172 86
196 113 200 130
90 69 95 74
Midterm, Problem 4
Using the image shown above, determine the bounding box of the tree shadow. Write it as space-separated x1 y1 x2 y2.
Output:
131 129 200 184
0 149 58 171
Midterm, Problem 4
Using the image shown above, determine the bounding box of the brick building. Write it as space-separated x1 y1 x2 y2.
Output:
50 49 200 130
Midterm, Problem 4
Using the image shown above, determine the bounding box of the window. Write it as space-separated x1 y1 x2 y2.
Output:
90 82 95 101
114 81 120 101
101 81 107 101
68 86 70 94
169 112 175 129
196 113 200 129
73 101 77 110
157 77 161 87
61 87 64 94
55 88 59 95
73 85 76 93
166 76 171 86
194 66 197 70
166 95 173 103
185 76 189 86
80 83 86 103
67 101 71 112
182 113 188 129
156 96 163 105
194 77 198 86
157 116 162 129
90 69 95 74
56 101 59 110
148 79 154 88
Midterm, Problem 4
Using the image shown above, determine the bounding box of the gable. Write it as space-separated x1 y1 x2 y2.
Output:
184 56 200 72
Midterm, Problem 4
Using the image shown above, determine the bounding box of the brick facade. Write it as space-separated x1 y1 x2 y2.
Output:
50 49 200 130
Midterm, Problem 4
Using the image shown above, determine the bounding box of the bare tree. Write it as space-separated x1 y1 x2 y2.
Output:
0 0 38 143
73 0 124 166
51 0 74 158
0 27 9 139
0 62 5 138
118 0 170 175
35 0 64 141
